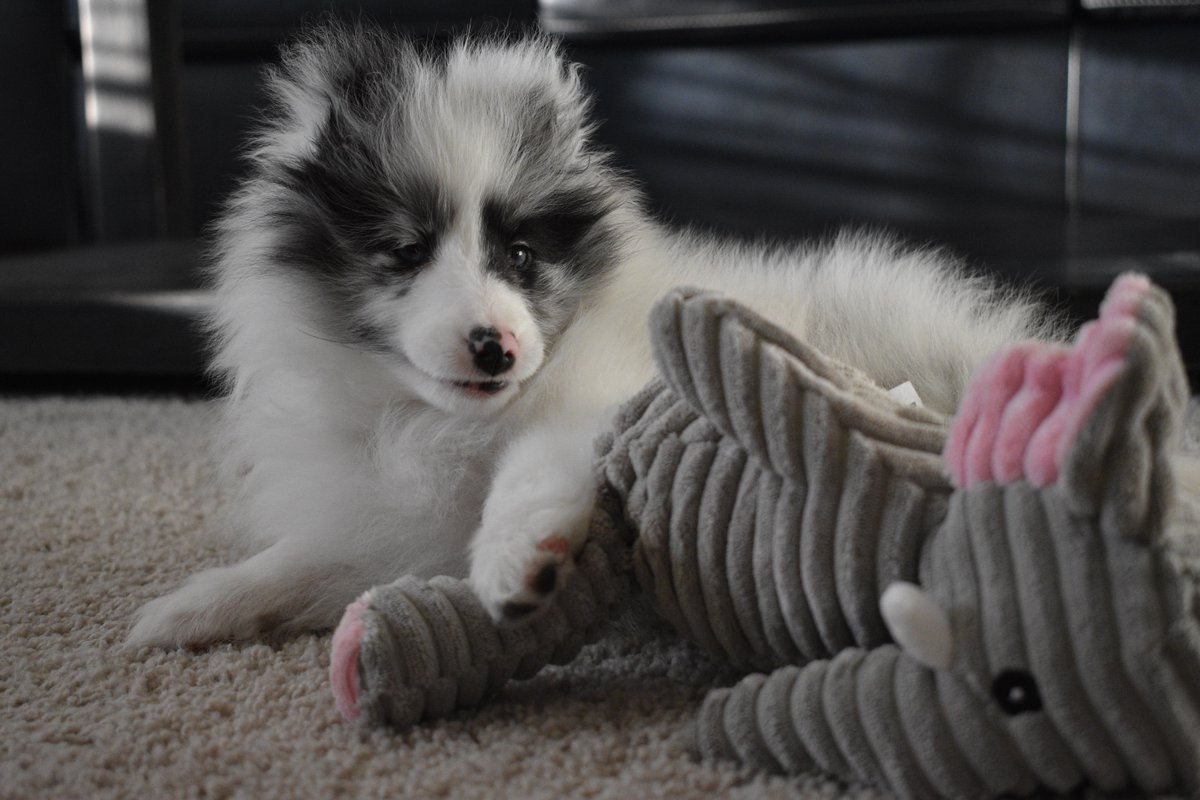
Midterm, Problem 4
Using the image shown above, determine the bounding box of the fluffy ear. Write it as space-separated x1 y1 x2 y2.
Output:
257 22 408 163
534 51 596 161
880 582 954 669
447 33 597 168
523 69 593 167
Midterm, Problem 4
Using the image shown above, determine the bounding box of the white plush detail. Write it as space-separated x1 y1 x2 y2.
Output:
879 581 954 669
886 381 923 408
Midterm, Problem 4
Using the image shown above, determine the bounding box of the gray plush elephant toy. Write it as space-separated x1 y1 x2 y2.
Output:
330 273 1200 799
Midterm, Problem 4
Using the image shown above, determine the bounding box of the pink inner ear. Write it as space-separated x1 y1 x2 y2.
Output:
945 273 1145 489
962 344 1039 487
330 594 372 722
991 346 1068 484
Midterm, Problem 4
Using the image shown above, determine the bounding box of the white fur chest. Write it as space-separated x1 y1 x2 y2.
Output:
368 403 506 524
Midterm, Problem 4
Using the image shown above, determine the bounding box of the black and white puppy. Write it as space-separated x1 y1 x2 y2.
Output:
128 25 1054 647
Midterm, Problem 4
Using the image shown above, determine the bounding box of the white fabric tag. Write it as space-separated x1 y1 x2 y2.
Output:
887 381 922 408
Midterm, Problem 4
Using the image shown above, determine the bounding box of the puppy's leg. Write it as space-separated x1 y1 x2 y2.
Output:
125 538 364 648
126 445 376 648
469 411 611 622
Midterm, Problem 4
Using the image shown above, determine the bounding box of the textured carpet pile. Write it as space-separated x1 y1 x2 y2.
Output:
0 397 881 799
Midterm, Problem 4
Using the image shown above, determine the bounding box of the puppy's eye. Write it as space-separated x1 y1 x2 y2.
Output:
991 669 1042 715
392 242 430 268
508 244 534 270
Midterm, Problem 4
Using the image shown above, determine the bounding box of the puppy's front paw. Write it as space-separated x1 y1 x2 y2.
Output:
472 427 601 624
505 534 573 621
470 515 587 624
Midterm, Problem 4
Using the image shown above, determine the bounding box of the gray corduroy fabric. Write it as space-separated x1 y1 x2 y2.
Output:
341 278 1200 799
350 491 635 729
603 288 954 674
659 280 1200 798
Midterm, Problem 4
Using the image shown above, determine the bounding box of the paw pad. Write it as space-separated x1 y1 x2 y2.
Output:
532 563 558 595
536 535 570 557
501 600 540 620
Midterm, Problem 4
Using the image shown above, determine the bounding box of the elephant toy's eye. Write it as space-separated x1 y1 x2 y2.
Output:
991 669 1043 715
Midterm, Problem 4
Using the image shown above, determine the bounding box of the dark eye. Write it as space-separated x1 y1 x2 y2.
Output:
991 669 1042 715
392 242 430 268
508 244 534 270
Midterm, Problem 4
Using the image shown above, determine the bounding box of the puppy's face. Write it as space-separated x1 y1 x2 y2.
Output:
253 29 623 415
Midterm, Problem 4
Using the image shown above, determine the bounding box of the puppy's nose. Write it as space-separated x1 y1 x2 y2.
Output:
474 340 513 376
468 327 516 376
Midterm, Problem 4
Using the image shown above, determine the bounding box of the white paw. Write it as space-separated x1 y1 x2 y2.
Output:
470 500 592 624
125 567 263 650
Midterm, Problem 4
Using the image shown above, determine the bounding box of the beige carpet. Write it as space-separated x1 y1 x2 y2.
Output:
0 396 884 800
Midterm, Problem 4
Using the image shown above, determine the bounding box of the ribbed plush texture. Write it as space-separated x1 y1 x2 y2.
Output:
600 289 954 672
670 278 1200 798
700 485 1200 797
349 490 635 728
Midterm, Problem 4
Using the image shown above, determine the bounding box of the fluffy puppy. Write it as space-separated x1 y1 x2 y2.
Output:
128 24 1056 647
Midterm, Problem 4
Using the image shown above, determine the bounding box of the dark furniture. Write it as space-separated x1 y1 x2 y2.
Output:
2 1 1198 390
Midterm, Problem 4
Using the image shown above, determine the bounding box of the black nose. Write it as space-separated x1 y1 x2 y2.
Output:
469 328 515 376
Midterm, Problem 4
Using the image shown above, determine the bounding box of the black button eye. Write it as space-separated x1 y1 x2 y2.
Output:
508 244 534 270
991 669 1042 715
393 242 430 268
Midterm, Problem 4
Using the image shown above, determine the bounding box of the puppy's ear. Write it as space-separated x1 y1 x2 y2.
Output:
514 40 599 168
257 21 407 163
